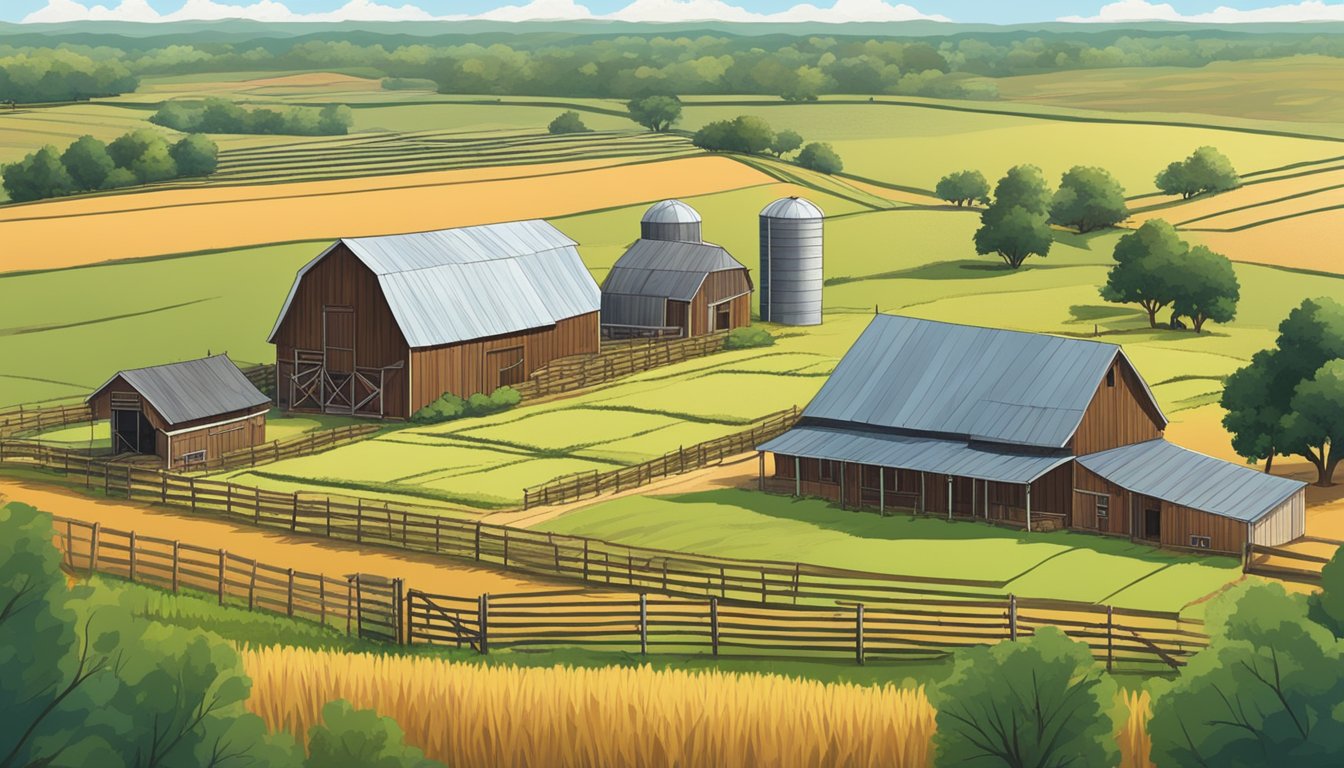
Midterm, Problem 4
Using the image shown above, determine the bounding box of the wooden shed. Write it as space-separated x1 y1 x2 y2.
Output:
600 239 753 339
87 355 270 470
268 220 601 419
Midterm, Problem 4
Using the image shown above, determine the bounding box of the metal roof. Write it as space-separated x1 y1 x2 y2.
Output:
1078 439 1306 523
642 199 701 224
758 425 1072 484
761 196 823 220
601 293 667 328
89 355 269 426
267 220 600 348
803 315 1166 449
601 239 750 301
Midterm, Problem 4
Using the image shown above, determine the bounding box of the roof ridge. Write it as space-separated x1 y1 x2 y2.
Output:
874 313 1121 350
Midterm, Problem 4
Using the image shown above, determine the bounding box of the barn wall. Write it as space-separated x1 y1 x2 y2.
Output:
1071 356 1165 455
1159 501 1247 555
1072 463 1132 536
161 410 268 470
689 269 752 337
89 376 168 431
1250 491 1307 547
271 245 410 417
665 300 689 337
411 311 600 415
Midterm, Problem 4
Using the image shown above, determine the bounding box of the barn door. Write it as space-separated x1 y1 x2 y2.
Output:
323 307 355 413
488 347 525 389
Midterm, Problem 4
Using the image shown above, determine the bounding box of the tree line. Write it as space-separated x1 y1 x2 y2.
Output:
2 129 218 203
151 97 354 136
4 29 1342 104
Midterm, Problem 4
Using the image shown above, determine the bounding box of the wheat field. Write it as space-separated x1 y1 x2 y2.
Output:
241 646 1156 768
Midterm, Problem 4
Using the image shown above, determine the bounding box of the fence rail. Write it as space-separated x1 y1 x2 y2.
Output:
1245 542 1336 583
0 402 94 438
523 406 800 509
189 423 381 472
514 332 729 400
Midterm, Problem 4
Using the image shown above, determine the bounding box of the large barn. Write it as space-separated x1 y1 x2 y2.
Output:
269 220 601 419
758 315 1307 555
88 355 270 470
600 200 753 339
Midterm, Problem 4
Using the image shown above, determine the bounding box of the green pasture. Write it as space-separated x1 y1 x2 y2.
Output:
536 489 1242 616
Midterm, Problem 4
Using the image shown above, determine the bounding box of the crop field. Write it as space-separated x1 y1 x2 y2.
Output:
536 489 1240 615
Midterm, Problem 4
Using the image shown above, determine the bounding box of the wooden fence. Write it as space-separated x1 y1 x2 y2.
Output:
0 402 93 438
1245 538 1343 583
523 406 800 509
50 515 403 642
188 423 381 472
239 362 277 399
514 332 729 400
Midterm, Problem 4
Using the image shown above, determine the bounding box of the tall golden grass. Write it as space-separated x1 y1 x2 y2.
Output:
241 646 1154 768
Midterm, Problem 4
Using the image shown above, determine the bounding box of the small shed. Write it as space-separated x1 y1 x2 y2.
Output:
87 355 270 470
601 239 753 339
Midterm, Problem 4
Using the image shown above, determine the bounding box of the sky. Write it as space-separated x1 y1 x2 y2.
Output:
9 0 1344 25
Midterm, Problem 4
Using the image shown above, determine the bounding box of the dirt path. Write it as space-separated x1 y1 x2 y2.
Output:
0 477 565 596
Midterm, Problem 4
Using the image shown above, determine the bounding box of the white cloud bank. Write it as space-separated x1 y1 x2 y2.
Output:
21 0 947 23
1060 0 1344 23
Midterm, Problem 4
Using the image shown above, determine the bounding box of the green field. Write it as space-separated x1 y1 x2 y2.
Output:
536 490 1242 615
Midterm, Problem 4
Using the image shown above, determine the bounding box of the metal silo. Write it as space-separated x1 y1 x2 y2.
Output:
641 199 702 243
759 196 824 326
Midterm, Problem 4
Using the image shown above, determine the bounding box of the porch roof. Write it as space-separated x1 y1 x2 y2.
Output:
758 425 1073 485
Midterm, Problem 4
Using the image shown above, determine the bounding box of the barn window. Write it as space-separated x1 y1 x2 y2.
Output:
819 460 837 483
1189 535 1211 549
1106 366 1116 387
179 450 206 465
1096 496 1109 520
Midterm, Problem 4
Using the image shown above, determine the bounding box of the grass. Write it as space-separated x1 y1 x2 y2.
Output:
536 489 1242 615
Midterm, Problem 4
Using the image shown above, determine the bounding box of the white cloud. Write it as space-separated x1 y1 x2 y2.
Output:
1061 0 1344 23
25 0 437 22
475 0 593 22
769 0 947 23
606 0 946 22
25 0 158 22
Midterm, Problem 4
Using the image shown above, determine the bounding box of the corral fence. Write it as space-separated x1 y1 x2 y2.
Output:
51 515 402 643
515 331 729 400
239 362 277 400
1245 537 1344 583
523 406 800 509
186 423 381 472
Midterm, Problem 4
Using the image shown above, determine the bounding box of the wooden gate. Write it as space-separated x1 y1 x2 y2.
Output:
406 590 482 650
349 573 403 644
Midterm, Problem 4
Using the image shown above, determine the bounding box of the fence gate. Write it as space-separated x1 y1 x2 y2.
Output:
405 590 482 650
349 574 403 644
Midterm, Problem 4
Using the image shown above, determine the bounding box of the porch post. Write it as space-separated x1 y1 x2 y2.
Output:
758 451 765 492
794 457 801 498
919 473 926 514
947 475 953 520
839 462 846 509
878 469 885 516
1025 484 1033 532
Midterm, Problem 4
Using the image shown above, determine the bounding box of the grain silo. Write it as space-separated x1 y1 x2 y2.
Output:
759 196 823 325
641 199 702 243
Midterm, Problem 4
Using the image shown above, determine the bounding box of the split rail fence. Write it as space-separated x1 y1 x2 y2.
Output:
523 406 800 508
514 332 729 400
1245 538 1344 583
189 423 381 472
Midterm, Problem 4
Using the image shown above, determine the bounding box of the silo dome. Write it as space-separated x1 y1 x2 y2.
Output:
759 196 824 326
641 199 702 243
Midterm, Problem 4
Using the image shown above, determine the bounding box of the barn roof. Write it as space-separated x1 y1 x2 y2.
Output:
759 425 1072 485
88 355 269 426
601 239 750 302
1078 439 1306 523
801 315 1165 450
267 220 600 348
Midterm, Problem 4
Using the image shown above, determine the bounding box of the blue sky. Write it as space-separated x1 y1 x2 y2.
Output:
11 0 1344 25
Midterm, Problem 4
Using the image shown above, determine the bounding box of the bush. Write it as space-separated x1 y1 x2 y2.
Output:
170 134 219 177
626 95 682 132
934 169 989 207
932 626 1120 768
796 142 843 174
2 128 220 202
305 700 442 768
548 110 590 134
1156 146 1240 199
2 145 74 202
150 97 353 136
60 136 115 190
769 129 803 158
411 386 521 424
724 327 775 350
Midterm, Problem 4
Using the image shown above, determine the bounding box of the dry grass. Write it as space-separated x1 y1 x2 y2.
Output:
1186 208 1344 274
1130 167 1344 226
241 645 1155 768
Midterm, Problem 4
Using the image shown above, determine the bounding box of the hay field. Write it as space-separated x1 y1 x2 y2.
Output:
1189 211 1344 273
241 645 1155 768
1132 166 1344 226
1181 186 1344 231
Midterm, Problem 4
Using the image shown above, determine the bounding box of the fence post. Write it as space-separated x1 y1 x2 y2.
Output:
394 578 405 646
291 493 299 531
326 497 332 538
356 499 363 543
161 473 167 504
218 550 227 606
1106 605 1114 673
434 516 442 553
582 539 590 580
639 593 648 656
478 593 490 655
128 530 137 583
247 561 257 611
1008 594 1018 641
89 522 101 576
856 603 865 666
474 523 482 561
171 541 180 593
287 569 295 617
319 577 327 627
503 527 510 567
710 598 719 656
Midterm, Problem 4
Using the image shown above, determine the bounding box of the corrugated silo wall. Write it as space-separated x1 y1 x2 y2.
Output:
641 220 702 243
759 215 823 325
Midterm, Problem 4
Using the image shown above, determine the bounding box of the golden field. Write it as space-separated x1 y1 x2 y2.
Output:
241 645 1156 768
1131 167 1344 226
1188 209 1344 274
0 155 771 272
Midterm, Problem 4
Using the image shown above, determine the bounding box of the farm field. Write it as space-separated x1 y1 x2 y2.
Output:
1131 165 1344 225
1188 211 1344 274
24 409 363 449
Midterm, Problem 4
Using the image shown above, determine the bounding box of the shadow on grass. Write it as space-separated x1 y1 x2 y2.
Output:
825 259 1087 286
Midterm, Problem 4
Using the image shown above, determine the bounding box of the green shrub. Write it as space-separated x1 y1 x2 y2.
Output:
150 97 352 136
305 700 442 768
796 142 843 174
724 327 775 350
411 386 520 424
548 110 590 134
381 77 438 91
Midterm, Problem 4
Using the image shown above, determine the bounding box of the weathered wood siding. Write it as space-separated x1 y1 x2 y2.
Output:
1071 356 1165 455
410 311 600 415
688 269 752 337
1157 500 1247 555
89 376 168 431
159 410 268 470
1250 490 1307 547
1072 463 1132 536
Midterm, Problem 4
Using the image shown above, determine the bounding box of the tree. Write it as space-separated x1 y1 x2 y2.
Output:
61 136 116 191
769 129 803 157
796 142 843 174
934 169 989 207
305 700 443 768
990 164 1052 214
1099 219 1184 328
548 110 589 134
170 134 219 177
1281 360 1344 486
107 129 163 168
1149 582 1344 766
1309 547 1344 639
730 115 775 154
1221 350 1284 472
932 627 1119 768
1156 146 1240 198
626 95 681 132
130 137 178 183
317 104 354 135
974 166 1054 269
1049 165 1128 232
2 145 76 203
692 120 735 152
1170 244 1239 333
780 65 826 102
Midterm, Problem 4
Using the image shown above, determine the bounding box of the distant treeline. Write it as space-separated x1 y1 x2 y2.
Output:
2 130 218 202
150 97 354 135
2 29 1342 103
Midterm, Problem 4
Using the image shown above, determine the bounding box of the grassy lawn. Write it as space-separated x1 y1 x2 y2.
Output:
536 489 1243 616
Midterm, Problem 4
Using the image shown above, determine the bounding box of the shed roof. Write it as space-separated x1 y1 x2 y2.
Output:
89 355 269 427
1078 439 1306 523
601 239 750 302
758 425 1072 484
267 220 600 348
802 315 1165 449
761 196 823 220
